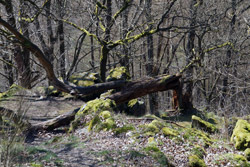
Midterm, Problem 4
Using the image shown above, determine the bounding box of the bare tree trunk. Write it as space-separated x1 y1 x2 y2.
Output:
57 0 66 79
1 37 14 87
4 0 32 89
19 0 32 88
221 0 236 108
183 0 197 110
100 0 112 81
145 0 159 116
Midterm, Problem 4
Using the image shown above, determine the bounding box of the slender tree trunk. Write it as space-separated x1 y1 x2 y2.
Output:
100 0 112 81
5 0 32 88
221 0 236 108
183 0 197 110
57 0 66 79
19 0 32 88
100 46 110 81
145 0 159 116
120 4 130 71
1 36 14 87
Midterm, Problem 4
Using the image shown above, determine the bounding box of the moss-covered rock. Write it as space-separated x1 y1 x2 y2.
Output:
183 128 213 147
69 72 102 87
188 155 206 167
161 127 179 137
77 98 116 116
231 119 250 150
192 115 218 134
140 119 167 136
69 98 116 132
244 148 250 161
191 145 206 159
106 66 130 82
233 154 249 166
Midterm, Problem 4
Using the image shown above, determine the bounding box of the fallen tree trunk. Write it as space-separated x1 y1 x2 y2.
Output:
108 74 181 104
27 74 181 134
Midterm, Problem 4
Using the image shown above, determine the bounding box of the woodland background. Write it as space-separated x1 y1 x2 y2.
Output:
0 0 249 120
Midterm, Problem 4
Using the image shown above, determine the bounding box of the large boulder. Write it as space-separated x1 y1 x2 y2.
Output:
192 115 218 134
231 119 250 150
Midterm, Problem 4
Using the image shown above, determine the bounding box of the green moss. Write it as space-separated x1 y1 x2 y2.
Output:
144 144 169 166
234 154 247 162
99 111 111 119
160 75 171 83
244 148 250 161
106 66 130 81
113 125 135 135
215 153 250 167
128 99 138 107
139 119 168 136
77 80 95 87
69 72 102 87
88 115 101 131
97 118 117 131
77 98 116 116
192 115 218 133
161 127 178 137
188 155 206 167
231 119 250 150
191 145 206 159
0 84 24 99
183 128 212 147
70 98 116 132
46 85 61 96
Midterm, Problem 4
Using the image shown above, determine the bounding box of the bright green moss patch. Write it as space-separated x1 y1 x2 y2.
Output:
231 119 250 150
69 72 102 87
183 128 213 147
192 115 218 133
161 127 178 137
69 98 116 132
97 118 116 131
128 99 138 107
99 111 111 119
88 115 101 131
106 66 130 81
244 148 250 161
188 155 206 167
77 98 116 116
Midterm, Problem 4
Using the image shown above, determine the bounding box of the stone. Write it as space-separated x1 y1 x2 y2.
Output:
192 115 218 134
231 119 250 150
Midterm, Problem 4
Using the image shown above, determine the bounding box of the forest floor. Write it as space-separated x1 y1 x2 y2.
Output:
0 94 248 167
